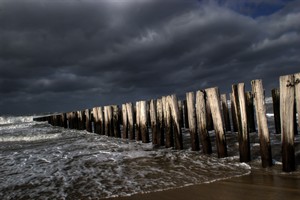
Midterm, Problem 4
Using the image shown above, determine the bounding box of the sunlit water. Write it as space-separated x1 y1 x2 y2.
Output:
0 106 299 199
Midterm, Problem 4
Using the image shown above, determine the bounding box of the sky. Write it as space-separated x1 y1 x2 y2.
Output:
0 0 300 115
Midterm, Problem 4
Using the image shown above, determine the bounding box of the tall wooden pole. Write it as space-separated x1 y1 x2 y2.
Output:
294 73 300 132
245 91 256 133
122 104 128 139
280 75 296 172
251 80 273 168
168 95 183 150
186 92 200 151
221 94 231 132
156 99 165 146
272 88 281 134
112 105 121 138
126 103 135 140
135 102 141 141
150 99 158 145
205 87 227 158
140 100 150 143
230 93 238 132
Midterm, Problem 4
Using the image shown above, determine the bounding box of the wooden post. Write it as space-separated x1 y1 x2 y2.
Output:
251 80 273 168
93 107 100 134
206 101 214 131
98 107 105 135
183 100 189 128
126 102 135 140
122 104 128 139
294 73 300 132
150 99 158 145
272 88 281 134
186 92 200 151
73 111 79 129
68 112 73 129
62 113 68 128
168 95 183 150
221 94 231 132
164 96 174 148
232 84 251 162
135 102 141 141
104 106 113 136
230 93 238 132
178 100 184 128
85 109 92 132
280 75 296 172
140 101 149 143
77 110 85 130
196 90 212 154
206 87 228 158
156 99 165 146
112 105 121 138
245 91 256 133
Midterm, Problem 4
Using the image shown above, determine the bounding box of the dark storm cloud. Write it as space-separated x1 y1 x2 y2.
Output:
0 0 300 115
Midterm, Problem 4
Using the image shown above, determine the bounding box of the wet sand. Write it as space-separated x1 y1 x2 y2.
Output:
106 168 300 200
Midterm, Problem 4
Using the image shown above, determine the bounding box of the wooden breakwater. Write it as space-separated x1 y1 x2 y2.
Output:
34 73 300 172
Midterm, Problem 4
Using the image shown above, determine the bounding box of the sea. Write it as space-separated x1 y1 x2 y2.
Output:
0 100 299 200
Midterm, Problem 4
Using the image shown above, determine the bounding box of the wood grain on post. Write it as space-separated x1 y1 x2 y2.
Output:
168 95 183 150
272 88 281 134
245 91 256 133
205 87 228 158
186 92 200 151
122 104 128 139
85 109 92 132
140 101 150 143
294 73 300 132
104 106 112 136
251 79 273 168
221 94 231 132
280 75 296 172
183 100 189 128
92 107 100 134
164 96 174 148
77 111 84 130
156 99 165 146
150 99 158 145
230 93 238 132
135 101 141 141
62 113 68 128
98 107 105 135
126 102 135 140
68 112 73 129
178 100 184 128
112 105 121 138
196 90 212 154
206 102 214 131
232 83 251 162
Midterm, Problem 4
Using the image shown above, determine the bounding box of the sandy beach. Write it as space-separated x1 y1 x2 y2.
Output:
107 168 300 200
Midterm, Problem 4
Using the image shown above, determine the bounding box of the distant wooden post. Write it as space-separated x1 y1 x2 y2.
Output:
104 106 113 136
77 110 85 130
232 83 251 162
93 107 100 134
67 112 73 129
272 88 281 134
221 94 231 132
62 113 68 128
135 102 141 141
280 75 296 172
294 73 300 132
150 99 158 145
164 96 174 148
85 109 92 132
168 95 183 150
122 104 128 139
186 92 200 151
251 80 273 168
126 103 135 140
140 101 150 143
230 93 238 132
156 99 165 146
245 92 256 133
178 100 184 128
205 87 228 158
112 105 121 138
183 100 189 128
196 90 212 154
98 107 105 135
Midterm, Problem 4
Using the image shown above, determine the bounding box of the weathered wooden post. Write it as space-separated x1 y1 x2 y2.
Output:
93 107 100 134
112 105 121 138
232 83 251 162
150 99 158 145
294 73 300 132
280 75 296 172
126 102 135 140
196 90 212 154
85 109 92 132
206 102 214 131
251 79 273 168
230 93 238 132
77 110 85 130
164 96 174 148
104 106 113 136
122 104 128 139
186 92 200 151
183 100 189 128
156 99 165 146
67 112 73 129
205 87 228 158
221 94 231 132
245 92 256 133
140 101 149 143
168 94 183 150
135 101 141 141
62 113 68 128
272 88 281 134
178 100 184 128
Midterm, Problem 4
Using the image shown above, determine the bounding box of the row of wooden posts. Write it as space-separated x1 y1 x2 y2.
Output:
34 73 300 172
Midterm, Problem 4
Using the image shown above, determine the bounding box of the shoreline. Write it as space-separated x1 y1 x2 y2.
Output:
106 168 300 200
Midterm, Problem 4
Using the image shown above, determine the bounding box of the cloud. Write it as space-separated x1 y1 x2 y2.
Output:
0 0 300 115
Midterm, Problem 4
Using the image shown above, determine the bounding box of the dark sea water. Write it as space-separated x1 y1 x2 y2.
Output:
0 100 299 199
